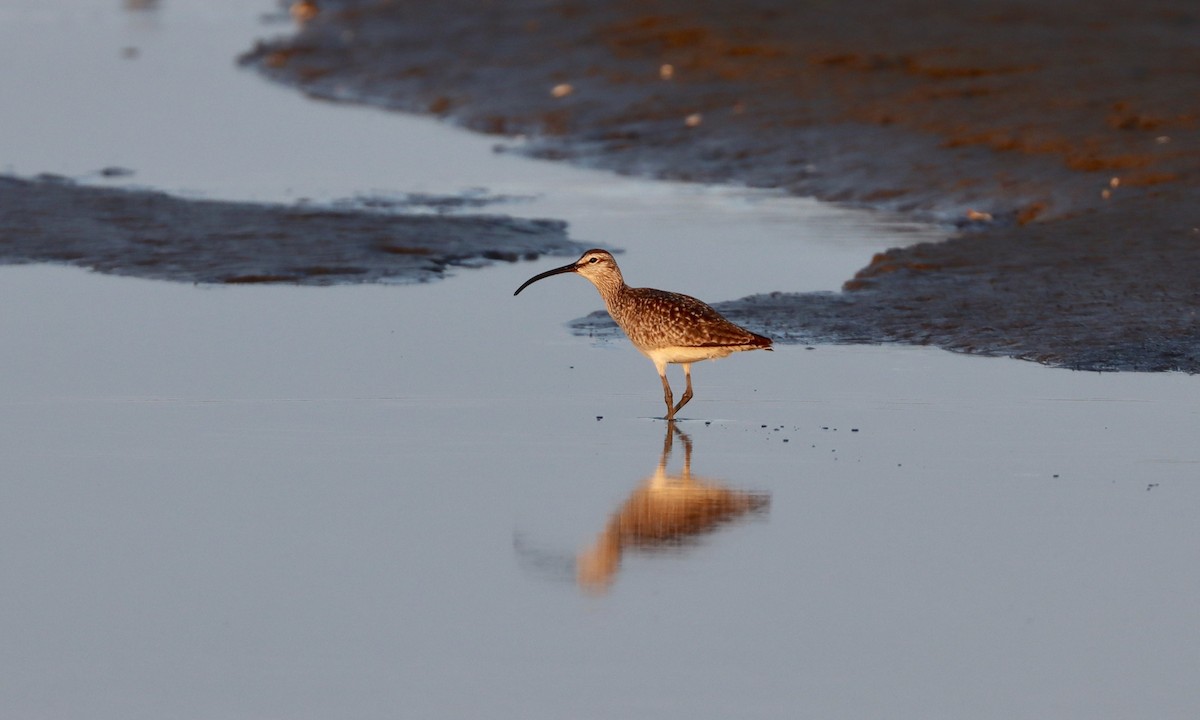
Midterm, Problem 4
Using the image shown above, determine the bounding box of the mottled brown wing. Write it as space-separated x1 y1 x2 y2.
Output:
615 288 770 349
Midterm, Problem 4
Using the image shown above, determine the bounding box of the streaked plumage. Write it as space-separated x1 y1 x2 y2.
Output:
514 249 772 419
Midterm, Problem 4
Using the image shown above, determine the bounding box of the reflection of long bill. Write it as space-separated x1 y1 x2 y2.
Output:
577 425 770 594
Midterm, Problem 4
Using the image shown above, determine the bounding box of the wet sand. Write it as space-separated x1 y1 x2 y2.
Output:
0 175 579 285
576 194 1200 372
241 0 1200 372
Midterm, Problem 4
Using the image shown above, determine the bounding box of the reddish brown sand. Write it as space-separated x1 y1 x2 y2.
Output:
240 0 1200 372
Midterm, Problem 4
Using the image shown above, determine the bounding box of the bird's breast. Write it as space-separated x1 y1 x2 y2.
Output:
643 345 737 365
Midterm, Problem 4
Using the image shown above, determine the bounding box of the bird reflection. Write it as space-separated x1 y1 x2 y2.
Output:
576 424 769 594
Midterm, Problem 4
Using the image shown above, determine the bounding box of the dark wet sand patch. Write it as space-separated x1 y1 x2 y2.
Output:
0 175 582 285
574 193 1200 372
241 0 1200 372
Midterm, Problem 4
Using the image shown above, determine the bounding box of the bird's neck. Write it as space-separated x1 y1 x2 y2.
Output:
588 271 627 306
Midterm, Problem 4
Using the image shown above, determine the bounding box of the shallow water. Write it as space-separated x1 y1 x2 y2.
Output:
4 263 1199 720
2 2 1199 719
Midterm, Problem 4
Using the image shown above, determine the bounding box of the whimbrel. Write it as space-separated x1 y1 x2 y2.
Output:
514 249 772 419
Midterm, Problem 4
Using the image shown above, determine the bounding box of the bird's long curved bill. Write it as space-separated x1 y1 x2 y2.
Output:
513 262 577 296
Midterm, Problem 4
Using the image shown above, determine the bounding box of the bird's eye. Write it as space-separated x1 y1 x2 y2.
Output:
589 257 598 264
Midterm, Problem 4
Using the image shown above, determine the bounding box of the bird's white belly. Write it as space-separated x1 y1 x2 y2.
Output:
643 345 735 365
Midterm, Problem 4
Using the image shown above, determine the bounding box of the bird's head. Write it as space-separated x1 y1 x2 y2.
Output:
513 249 622 295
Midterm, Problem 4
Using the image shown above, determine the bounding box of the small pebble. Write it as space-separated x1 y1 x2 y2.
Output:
290 0 319 22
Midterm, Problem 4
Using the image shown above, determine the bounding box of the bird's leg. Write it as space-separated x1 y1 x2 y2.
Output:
671 363 694 416
659 370 676 420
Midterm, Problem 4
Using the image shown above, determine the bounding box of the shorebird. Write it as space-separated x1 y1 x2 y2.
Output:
514 249 772 419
